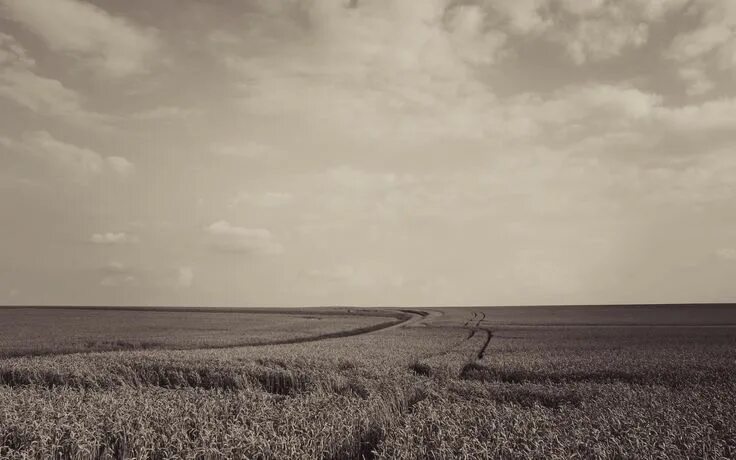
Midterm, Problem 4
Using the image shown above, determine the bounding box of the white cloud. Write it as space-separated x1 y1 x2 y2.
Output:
106 156 135 176
0 31 34 67
230 191 292 208
487 0 686 64
484 0 550 34
559 17 648 65
223 0 500 142
0 0 160 77
210 141 280 160
208 30 242 46
716 248 736 260
205 220 283 254
131 106 198 121
667 1 736 62
667 1 736 94
655 98 736 134
445 5 508 66
497 84 663 146
91 232 139 245
0 67 95 123
177 266 194 288
17 131 134 181
307 265 405 289
24 131 104 177
99 261 136 287
678 66 715 96
0 32 104 125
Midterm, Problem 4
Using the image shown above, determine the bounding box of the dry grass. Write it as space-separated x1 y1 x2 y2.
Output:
0 307 404 357
1 306 736 458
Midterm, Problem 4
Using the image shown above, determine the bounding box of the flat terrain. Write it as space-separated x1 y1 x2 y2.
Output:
0 307 406 357
1 305 735 459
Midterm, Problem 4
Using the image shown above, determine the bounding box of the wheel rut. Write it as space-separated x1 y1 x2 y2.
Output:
413 310 492 364
476 328 493 360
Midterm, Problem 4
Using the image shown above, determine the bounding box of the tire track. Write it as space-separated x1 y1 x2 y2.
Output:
463 312 477 328
414 310 486 363
475 311 486 328
476 328 493 360
16 310 426 359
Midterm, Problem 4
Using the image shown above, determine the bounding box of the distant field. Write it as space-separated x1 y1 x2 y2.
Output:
434 303 736 325
0 307 405 357
1 305 735 459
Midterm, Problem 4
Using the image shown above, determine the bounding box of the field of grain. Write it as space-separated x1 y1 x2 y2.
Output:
0 307 403 357
1 305 735 459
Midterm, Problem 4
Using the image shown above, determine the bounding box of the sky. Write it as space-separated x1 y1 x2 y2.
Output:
1 0 735 307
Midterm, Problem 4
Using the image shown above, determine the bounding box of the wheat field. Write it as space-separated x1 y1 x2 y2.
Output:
1 305 735 459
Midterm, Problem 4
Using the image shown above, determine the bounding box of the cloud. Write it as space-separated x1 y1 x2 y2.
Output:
478 83 664 149
654 98 736 135
0 33 104 125
0 31 34 67
24 131 104 177
558 17 648 65
535 84 662 124
0 0 160 77
131 106 198 121
11 131 134 181
205 220 283 254
91 232 139 245
484 0 550 34
678 66 715 96
667 1 736 63
177 266 194 288
445 5 508 66
105 156 135 176
716 248 736 261
222 0 501 142
667 1 736 94
307 265 405 289
0 68 100 125
230 191 292 208
543 0 687 65
210 141 281 160
99 261 136 287
218 1 696 147
487 0 686 64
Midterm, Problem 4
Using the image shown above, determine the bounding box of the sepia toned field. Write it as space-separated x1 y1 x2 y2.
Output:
1 305 736 459
0 307 405 357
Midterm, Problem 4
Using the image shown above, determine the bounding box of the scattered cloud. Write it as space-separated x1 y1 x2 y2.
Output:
16 131 134 181
484 0 550 34
105 156 135 176
557 17 648 65
0 0 160 77
0 33 102 125
99 261 136 287
131 106 198 121
678 66 715 96
208 30 241 46
230 191 292 208
0 31 34 67
2 0 736 305
667 1 736 95
716 248 736 261
667 1 736 63
205 220 283 254
177 266 194 288
655 98 736 135
210 141 281 160
91 232 139 245
307 265 405 289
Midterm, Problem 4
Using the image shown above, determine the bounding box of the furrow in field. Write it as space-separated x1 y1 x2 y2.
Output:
476 328 493 360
